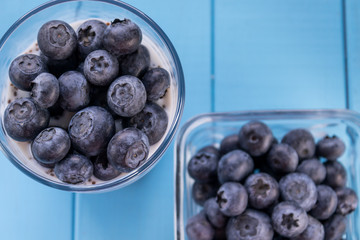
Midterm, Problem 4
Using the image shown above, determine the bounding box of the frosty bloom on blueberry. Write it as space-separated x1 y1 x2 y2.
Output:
107 128 150 172
186 211 215 240
68 106 115 157
58 71 91 112
217 149 254 183
216 182 248 217
103 18 142 57
226 209 274 240
271 201 308 238
281 128 315 159
4 98 49 141
128 102 168 145
310 185 338 220
187 148 218 183
30 72 59 108
238 121 273 157
119 44 150 77
292 215 324 240
31 127 70 165
92 151 121 181
83 49 119 86
9 54 47 91
54 153 93 184
38 20 77 60
107 75 147 117
77 19 107 59
142 67 170 101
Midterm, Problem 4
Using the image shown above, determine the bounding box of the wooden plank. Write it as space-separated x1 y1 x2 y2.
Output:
345 0 360 111
75 0 212 240
214 0 346 111
0 156 73 240
0 1 74 240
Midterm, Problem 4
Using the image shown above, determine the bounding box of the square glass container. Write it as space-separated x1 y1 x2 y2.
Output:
175 109 360 239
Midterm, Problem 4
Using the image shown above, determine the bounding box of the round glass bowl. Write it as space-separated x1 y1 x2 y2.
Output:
0 0 184 192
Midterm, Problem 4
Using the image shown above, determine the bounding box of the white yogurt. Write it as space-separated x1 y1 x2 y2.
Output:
5 19 177 185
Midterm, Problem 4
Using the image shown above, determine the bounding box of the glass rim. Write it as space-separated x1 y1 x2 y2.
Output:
0 0 185 192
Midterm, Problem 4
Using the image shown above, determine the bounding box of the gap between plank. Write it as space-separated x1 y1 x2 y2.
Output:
71 193 77 240
342 0 350 109
210 0 215 112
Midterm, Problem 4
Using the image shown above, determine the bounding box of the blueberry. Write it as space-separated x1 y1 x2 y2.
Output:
83 50 119 86
30 72 59 108
9 54 47 91
309 185 338 220
31 127 70 165
77 19 107 59
58 71 90 112
188 149 218 183
192 181 219 206
203 198 227 228
128 102 168 145
217 150 254 183
271 201 308 238
245 172 279 209
279 173 317 211
40 52 78 77
226 209 274 240
107 127 149 172
54 153 93 184
219 134 239 156
186 211 215 240
198 145 220 159
281 129 315 160
92 151 121 181
68 106 115 157
142 67 170 101
324 160 347 188
267 143 299 174
107 75 147 117
238 121 273 157
316 135 345 161
335 187 358 215
4 98 50 141
295 159 325 185
36 159 55 169
323 214 346 240
216 182 248 217
37 20 77 60
103 19 142 57
119 45 150 78
291 215 324 240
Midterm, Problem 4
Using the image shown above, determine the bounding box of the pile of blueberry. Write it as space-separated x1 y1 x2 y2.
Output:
4 19 170 184
186 121 358 240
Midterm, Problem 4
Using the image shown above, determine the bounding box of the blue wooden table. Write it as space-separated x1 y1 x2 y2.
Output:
0 0 359 239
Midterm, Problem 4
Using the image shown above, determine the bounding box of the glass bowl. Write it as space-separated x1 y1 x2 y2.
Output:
175 109 360 240
0 0 184 192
